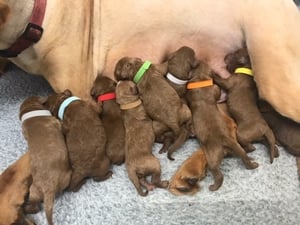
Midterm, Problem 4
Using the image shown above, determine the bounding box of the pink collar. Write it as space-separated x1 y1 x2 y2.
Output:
0 0 47 57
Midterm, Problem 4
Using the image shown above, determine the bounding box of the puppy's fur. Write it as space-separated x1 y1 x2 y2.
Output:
19 96 72 225
0 153 34 225
169 148 207 195
45 90 112 192
186 62 258 191
212 48 279 163
115 57 191 160
116 80 168 196
90 76 125 165
259 100 300 180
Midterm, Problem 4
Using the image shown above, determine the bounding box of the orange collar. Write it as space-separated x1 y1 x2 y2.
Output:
187 79 213 89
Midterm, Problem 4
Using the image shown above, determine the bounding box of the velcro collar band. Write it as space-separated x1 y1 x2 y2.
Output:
234 67 253 76
120 99 142 110
97 92 116 102
166 73 189 85
133 61 151 83
58 96 80 120
187 79 214 89
21 110 51 123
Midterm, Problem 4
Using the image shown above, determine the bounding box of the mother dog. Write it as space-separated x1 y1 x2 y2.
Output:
0 0 300 122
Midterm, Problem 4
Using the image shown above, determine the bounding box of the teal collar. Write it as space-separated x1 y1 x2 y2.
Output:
58 96 80 120
133 61 151 83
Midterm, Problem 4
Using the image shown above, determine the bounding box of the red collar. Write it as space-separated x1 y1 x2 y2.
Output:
0 0 47 58
97 92 116 102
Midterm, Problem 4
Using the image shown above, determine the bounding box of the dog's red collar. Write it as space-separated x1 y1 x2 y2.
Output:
0 0 47 58
97 92 116 102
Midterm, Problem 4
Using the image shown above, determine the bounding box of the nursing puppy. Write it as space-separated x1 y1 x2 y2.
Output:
116 80 168 196
259 100 300 180
19 96 72 225
212 48 279 163
114 57 191 160
44 90 112 192
169 148 207 196
0 153 34 225
186 63 258 191
90 76 125 165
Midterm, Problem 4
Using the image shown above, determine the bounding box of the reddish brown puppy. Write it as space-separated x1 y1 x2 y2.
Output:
20 96 72 225
91 76 125 165
45 90 112 192
116 80 168 196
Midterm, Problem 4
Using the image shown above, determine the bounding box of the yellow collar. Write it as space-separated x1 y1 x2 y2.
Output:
120 99 142 110
187 79 213 89
234 67 253 76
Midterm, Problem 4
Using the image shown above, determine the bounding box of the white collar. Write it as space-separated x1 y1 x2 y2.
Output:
21 110 52 123
166 73 188 85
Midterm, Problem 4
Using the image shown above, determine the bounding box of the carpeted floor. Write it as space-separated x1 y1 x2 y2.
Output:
1 64 300 225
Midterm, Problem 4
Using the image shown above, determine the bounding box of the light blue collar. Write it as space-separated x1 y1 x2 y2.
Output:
58 96 80 120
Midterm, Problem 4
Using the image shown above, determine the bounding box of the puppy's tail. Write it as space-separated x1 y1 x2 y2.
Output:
43 192 55 225
167 126 189 160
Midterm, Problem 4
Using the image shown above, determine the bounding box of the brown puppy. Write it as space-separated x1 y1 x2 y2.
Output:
166 46 199 98
212 48 279 163
19 96 72 225
90 76 125 165
0 153 34 225
114 57 191 160
168 148 207 196
44 90 112 192
259 100 300 180
116 80 168 196
186 62 258 191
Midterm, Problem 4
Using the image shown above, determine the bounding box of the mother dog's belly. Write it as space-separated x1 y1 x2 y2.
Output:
100 0 244 79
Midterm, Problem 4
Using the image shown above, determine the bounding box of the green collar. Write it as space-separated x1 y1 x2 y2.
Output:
133 61 152 83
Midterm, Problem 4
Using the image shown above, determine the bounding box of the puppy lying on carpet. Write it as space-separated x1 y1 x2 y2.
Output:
183 59 258 191
1 1 300 123
212 48 279 163
45 90 112 192
91 76 125 165
20 96 72 225
114 57 191 160
0 153 34 225
116 80 169 196
169 148 207 195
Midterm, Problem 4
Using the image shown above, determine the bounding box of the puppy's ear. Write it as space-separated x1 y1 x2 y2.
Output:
90 86 96 99
39 97 48 105
63 89 72 97
0 2 9 28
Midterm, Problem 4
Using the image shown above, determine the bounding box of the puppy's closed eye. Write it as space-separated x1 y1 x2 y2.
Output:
185 177 199 186
176 186 191 193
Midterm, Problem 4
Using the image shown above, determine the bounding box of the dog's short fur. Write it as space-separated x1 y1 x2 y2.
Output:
1 1 300 123
90 76 125 165
185 62 258 191
116 80 168 196
19 96 72 225
0 153 34 225
114 57 191 160
44 90 112 192
212 48 279 163
169 148 207 195
259 100 300 180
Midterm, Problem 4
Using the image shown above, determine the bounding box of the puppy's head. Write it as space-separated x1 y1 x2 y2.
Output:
114 57 144 81
168 149 207 195
0 153 35 225
44 89 72 116
167 46 199 80
0 1 10 29
90 75 116 101
19 96 47 120
115 80 139 106
225 47 251 73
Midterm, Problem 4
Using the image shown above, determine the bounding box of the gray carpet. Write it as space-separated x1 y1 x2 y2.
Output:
1 64 300 225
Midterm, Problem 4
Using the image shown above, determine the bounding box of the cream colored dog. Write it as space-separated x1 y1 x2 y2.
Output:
0 0 300 122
